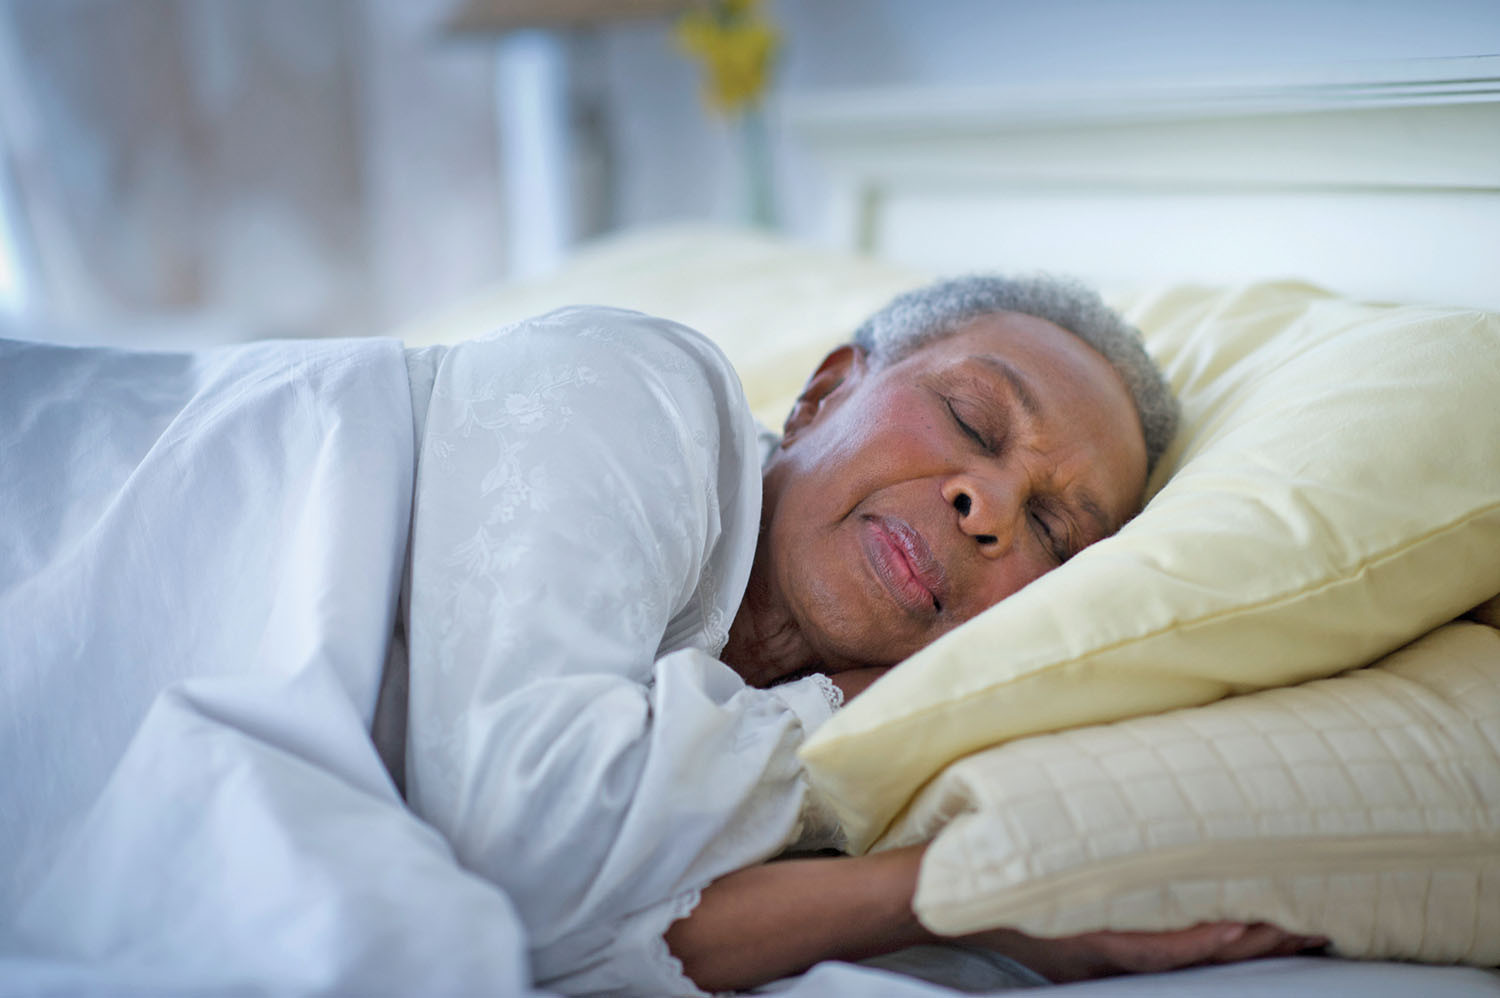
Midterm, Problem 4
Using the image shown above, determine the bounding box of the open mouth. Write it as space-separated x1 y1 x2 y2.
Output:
859 515 946 616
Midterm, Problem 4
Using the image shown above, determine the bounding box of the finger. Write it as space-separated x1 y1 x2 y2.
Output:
1269 932 1330 958
1210 923 1328 964
1208 922 1287 962
1095 922 1244 974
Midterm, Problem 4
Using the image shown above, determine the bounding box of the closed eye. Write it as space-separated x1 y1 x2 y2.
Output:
1029 506 1071 564
945 397 992 451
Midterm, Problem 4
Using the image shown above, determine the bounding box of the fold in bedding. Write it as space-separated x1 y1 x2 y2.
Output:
0 336 497 989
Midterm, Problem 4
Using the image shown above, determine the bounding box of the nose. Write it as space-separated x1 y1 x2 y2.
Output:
942 471 1020 555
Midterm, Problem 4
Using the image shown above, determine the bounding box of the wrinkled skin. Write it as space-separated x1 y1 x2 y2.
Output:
726 311 1147 685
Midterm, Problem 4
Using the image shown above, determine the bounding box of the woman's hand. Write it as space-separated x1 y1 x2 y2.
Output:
666 840 1327 993
961 921 1329 983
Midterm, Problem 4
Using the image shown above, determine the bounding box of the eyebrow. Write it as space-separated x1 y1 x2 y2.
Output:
971 353 1043 421
970 352 1115 539
1076 491 1113 538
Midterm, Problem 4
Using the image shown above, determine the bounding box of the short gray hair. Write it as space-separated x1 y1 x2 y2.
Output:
852 275 1179 474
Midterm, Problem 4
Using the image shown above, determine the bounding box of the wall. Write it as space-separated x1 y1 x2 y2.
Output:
3 0 1495 338
597 0 1500 242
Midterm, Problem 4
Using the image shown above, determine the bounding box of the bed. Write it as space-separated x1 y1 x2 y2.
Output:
3 55 1498 996
393 54 1500 994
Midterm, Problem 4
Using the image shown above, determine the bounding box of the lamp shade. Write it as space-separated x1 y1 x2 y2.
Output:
445 0 695 33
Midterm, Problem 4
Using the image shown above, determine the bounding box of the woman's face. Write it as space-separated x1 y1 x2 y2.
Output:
758 312 1149 673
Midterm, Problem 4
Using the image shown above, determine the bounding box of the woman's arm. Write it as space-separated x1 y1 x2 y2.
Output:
666 843 1327 993
665 845 932 990
403 310 844 995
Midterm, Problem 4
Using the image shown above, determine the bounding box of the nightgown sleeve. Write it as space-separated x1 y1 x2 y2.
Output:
403 307 843 997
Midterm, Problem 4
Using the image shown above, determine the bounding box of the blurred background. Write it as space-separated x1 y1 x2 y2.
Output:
0 0 1495 347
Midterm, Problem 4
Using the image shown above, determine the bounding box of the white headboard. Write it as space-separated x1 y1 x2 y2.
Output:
786 56 1500 310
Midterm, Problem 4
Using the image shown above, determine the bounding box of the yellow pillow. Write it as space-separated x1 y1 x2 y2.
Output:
801 281 1500 853
897 620 1500 965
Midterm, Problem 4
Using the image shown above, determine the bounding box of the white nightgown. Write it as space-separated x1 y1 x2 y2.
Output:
398 307 844 996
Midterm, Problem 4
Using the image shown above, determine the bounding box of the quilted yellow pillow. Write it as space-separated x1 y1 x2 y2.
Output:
894 619 1500 966
801 281 1500 852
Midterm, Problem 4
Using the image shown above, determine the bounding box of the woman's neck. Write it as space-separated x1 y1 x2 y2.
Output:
722 552 816 688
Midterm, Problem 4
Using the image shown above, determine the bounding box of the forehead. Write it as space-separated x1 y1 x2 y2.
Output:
908 313 1116 385
902 314 1135 417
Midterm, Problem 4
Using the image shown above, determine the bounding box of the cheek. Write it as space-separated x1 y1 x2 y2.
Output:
962 550 1055 621
787 532 923 668
842 379 942 444
838 422 949 499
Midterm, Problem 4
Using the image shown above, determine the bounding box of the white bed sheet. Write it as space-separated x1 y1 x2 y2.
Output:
1015 957 1500 997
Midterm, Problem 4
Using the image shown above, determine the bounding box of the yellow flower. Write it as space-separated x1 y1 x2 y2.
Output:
675 0 780 115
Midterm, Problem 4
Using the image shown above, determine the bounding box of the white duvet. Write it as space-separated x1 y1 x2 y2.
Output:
0 316 846 996
0 334 540 992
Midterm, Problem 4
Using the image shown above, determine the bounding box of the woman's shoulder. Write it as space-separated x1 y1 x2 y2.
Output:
473 305 740 387
447 305 755 450
426 305 763 657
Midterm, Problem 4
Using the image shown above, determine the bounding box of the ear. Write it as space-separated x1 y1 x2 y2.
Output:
782 344 865 443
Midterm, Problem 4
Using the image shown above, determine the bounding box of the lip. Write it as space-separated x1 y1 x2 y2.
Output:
859 515 947 616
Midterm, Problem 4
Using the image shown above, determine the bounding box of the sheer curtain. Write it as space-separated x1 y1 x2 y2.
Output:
0 0 505 346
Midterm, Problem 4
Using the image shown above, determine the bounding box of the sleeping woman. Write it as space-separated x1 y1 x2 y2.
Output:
0 276 1317 995
390 276 1319 994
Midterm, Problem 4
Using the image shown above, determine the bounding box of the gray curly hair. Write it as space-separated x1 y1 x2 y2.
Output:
852 275 1179 474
